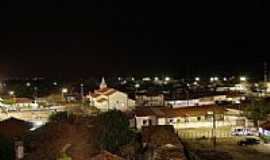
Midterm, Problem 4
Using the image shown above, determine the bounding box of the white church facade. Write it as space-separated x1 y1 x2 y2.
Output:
86 78 135 112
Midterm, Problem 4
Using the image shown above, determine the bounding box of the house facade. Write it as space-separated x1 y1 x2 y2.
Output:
135 93 164 107
165 95 226 108
135 105 247 130
86 78 135 112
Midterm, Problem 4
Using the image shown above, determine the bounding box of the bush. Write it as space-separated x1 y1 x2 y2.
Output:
57 153 72 160
49 111 76 123
261 136 270 143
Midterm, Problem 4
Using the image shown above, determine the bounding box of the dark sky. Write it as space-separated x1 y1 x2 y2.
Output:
0 0 269 78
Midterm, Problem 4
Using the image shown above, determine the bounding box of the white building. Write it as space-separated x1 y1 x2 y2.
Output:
216 84 248 93
14 98 38 108
135 93 164 107
86 78 135 112
165 95 226 108
135 105 247 130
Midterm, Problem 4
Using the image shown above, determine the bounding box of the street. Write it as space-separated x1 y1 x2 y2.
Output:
183 138 270 160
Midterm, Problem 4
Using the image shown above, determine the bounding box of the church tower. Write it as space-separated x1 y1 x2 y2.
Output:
99 77 107 89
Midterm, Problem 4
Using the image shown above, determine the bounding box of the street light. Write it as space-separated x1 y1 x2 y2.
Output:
9 91 15 96
195 77 200 81
135 84 140 88
240 76 247 82
62 88 68 94
61 88 68 101
134 83 140 98
26 82 31 87
165 76 170 81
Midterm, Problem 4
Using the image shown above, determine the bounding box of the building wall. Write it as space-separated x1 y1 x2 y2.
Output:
15 103 39 108
136 116 157 129
166 99 200 108
166 95 227 108
136 114 246 130
136 95 164 106
93 91 135 112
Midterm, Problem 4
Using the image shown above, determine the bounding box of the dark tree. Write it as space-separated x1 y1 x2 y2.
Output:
98 110 134 153
244 99 270 128
0 136 14 160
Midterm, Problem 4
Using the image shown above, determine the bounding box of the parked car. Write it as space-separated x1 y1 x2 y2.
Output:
238 138 261 146
232 128 259 136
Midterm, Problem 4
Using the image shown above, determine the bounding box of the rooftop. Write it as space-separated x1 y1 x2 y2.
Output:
135 105 226 118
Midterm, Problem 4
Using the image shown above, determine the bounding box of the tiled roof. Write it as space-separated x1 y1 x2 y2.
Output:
260 121 270 130
89 88 119 99
96 98 108 103
0 117 32 139
91 151 124 160
96 87 113 93
90 93 101 98
15 98 33 103
104 89 117 96
135 105 226 118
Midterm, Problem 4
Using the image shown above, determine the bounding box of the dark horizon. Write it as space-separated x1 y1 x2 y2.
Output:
0 0 269 79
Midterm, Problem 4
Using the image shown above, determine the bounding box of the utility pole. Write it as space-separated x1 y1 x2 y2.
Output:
212 110 217 148
264 62 268 83
80 83 84 103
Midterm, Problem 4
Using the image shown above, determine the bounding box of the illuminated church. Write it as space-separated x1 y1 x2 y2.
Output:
87 78 135 112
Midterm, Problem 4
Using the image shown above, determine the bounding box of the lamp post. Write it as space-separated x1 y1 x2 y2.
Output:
33 87 38 100
208 110 217 148
9 90 15 99
135 83 140 99
80 83 84 103
61 88 68 101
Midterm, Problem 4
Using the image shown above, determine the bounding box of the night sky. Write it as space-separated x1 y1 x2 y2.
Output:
0 0 269 78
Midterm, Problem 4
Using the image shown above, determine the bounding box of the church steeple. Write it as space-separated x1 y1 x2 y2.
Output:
99 77 107 89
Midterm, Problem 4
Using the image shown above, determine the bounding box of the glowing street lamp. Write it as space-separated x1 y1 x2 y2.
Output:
240 76 247 82
26 82 31 87
9 91 15 96
61 88 68 101
223 77 227 81
210 77 214 82
214 77 219 81
195 77 200 81
135 84 140 88
154 77 159 81
62 88 68 94
165 77 171 81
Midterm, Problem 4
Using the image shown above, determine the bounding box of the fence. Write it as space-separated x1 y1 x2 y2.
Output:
177 127 233 139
